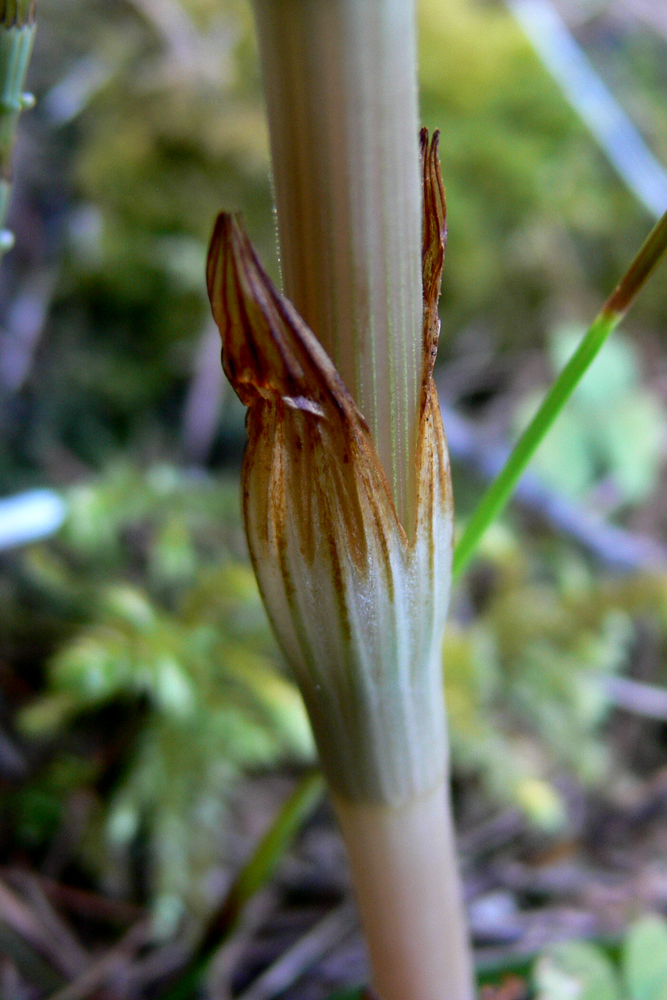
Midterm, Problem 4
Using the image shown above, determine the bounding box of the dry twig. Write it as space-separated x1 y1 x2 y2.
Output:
47 921 149 1000
236 902 357 1000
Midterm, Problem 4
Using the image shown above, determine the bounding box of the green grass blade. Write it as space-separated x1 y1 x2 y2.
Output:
453 208 667 581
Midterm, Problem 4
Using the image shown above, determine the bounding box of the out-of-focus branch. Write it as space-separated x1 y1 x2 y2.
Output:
508 0 667 219
614 0 667 44
0 266 57 392
47 921 149 1000
127 0 235 85
0 488 67 551
179 318 227 465
236 902 357 1000
601 675 667 722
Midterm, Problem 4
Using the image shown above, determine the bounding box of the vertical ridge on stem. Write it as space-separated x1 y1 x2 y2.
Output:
252 0 423 533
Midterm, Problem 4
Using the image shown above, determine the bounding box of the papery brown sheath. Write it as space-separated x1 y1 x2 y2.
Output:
206 132 452 806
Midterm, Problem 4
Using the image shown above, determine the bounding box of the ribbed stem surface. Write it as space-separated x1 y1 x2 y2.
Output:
252 0 423 531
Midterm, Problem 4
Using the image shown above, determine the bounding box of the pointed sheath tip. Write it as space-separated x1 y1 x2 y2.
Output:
206 210 365 426
205 211 238 329
420 129 447 392
421 130 446 264
0 0 36 27
207 130 449 443
206 210 305 408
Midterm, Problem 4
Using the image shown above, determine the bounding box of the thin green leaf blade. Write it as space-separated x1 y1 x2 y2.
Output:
453 208 667 580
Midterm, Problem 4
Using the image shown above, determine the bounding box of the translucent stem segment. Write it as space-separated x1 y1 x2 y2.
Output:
252 0 423 531
335 781 475 1000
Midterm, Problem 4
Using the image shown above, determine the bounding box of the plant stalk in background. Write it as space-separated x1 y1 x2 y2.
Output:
0 0 36 259
206 1 474 998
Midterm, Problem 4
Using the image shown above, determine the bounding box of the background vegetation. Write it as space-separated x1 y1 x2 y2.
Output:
1 0 667 994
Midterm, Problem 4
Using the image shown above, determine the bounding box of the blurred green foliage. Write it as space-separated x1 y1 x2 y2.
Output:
2 0 667 937
535 914 667 1000
4 466 313 929
5 464 667 922
5 0 272 482
446 522 667 830
516 329 665 509
419 0 667 352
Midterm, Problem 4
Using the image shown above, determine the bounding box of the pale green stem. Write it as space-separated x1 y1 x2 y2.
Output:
0 0 36 258
252 0 423 532
453 207 667 581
